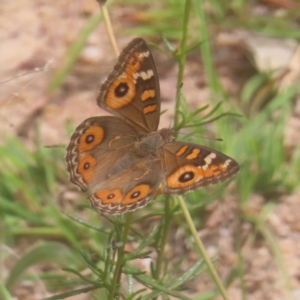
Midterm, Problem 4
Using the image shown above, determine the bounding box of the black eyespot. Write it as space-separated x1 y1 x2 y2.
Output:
131 191 140 198
179 172 194 183
108 194 115 199
115 82 129 97
86 134 94 143
84 162 90 169
131 59 137 65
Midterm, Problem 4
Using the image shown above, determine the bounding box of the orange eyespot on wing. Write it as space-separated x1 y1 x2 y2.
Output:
97 38 161 133
166 160 235 191
106 77 136 109
88 183 156 215
167 165 203 189
77 154 97 184
123 184 151 204
105 50 148 110
78 125 104 151
95 189 123 204
66 38 240 216
162 142 240 195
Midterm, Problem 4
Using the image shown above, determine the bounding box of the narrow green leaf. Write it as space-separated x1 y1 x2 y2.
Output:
6 242 75 290
49 12 103 91
41 286 99 300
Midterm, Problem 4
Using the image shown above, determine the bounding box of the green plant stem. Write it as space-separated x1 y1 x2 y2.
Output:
12 227 64 237
195 0 221 100
153 197 172 282
0 219 5 285
177 195 230 300
236 216 246 300
0 282 11 300
108 212 133 300
174 0 191 135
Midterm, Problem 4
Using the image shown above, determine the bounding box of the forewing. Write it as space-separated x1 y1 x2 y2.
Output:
161 142 240 195
97 38 160 134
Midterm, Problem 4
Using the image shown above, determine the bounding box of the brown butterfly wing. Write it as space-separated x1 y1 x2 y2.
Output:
161 142 240 195
66 116 139 192
66 116 162 214
88 158 162 214
66 37 240 215
97 38 160 134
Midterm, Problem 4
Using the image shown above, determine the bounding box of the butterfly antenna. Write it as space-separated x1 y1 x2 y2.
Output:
182 130 224 143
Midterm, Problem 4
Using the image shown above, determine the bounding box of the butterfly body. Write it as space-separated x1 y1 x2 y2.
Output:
66 38 240 214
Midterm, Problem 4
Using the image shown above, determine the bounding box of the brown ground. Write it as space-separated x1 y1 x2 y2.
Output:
1 1 300 299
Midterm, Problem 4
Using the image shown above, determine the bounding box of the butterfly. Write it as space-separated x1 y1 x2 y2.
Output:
65 38 240 214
